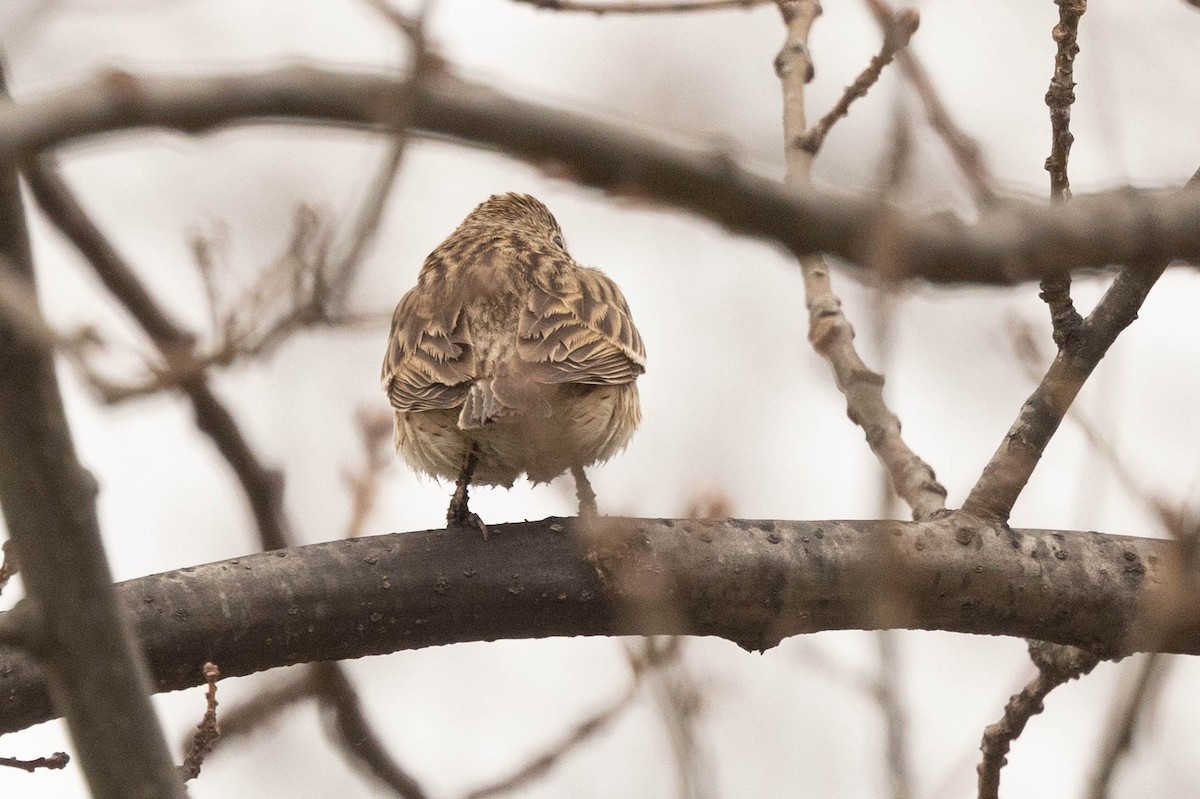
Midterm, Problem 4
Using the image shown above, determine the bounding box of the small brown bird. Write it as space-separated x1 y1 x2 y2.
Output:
381 193 645 534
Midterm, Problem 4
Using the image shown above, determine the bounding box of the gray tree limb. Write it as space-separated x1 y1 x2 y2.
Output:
0 63 1197 285
0 514 1191 738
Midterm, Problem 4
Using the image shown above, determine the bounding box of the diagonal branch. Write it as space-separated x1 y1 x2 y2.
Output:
962 172 1200 522
795 7 918 156
22 157 293 549
776 0 946 520
861 0 996 206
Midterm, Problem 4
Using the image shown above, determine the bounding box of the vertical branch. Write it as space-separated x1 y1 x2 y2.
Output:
775 0 946 520
1039 0 1086 348
0 69 185 798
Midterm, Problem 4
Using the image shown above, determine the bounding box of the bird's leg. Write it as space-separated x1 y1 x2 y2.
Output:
571 464 598 517
447 443 488 539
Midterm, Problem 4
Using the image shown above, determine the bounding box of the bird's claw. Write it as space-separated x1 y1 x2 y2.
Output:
448 509 489 540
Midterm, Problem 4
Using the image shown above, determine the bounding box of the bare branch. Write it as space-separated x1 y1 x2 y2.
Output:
312 662 431 799
776 0 946 520
976 641 1099 799
1039 0 1087 349
964 261 1167 521
3 64 1200 285
24 122 428 799
796 7 919 156
179 662 221 782
861 0 996 206
22 156 293 549
459 643 662 799
0 66 186 797
0 513 1196 737
964 166 1200 521
0 751 69 772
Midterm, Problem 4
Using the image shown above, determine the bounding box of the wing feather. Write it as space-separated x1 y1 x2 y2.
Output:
381 279 474 412
518 259 645 385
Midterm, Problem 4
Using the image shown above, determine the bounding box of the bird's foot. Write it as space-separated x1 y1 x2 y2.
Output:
572 465 599 518
447 506 489 540
447 443 487 538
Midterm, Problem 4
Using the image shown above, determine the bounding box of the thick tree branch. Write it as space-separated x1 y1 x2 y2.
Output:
0 73 185 798
0 64 1198 285
0 514 1196 738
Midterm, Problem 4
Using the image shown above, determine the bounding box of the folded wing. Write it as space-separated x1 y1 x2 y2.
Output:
518 260 646 386
381 280 475 412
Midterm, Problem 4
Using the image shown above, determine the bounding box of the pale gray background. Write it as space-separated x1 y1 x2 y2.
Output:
1 1 1199 797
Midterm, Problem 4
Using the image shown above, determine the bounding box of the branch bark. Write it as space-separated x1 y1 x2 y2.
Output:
0 514 1195 738
0 64 1198 285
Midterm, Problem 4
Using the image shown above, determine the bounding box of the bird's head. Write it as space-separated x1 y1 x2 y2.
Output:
463 193 568 251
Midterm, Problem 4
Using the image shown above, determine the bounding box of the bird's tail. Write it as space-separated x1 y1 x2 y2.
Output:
458 375 551 429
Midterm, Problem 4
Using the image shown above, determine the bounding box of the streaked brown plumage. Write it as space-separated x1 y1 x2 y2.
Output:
381 193 645 533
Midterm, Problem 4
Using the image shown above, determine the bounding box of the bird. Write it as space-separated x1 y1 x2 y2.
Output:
381 193 645 536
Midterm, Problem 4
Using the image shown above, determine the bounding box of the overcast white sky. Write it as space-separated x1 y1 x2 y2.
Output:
1 1 1200 797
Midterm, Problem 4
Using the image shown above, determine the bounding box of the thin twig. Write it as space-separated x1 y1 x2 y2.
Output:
179 662 221 782
0 752 69 772
796 7 918 156
976 641 1100 799
861 0 996 206
775 0 947 520
0 63 186 798
329 0 433 311
513 0 772 12
1039 0 1087 349
199 670 315 745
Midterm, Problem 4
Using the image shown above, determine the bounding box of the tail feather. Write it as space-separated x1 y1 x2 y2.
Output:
458 375 551 429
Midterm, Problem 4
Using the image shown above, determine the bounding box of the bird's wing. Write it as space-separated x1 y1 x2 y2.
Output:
518 261 645 385
381 279 475 412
